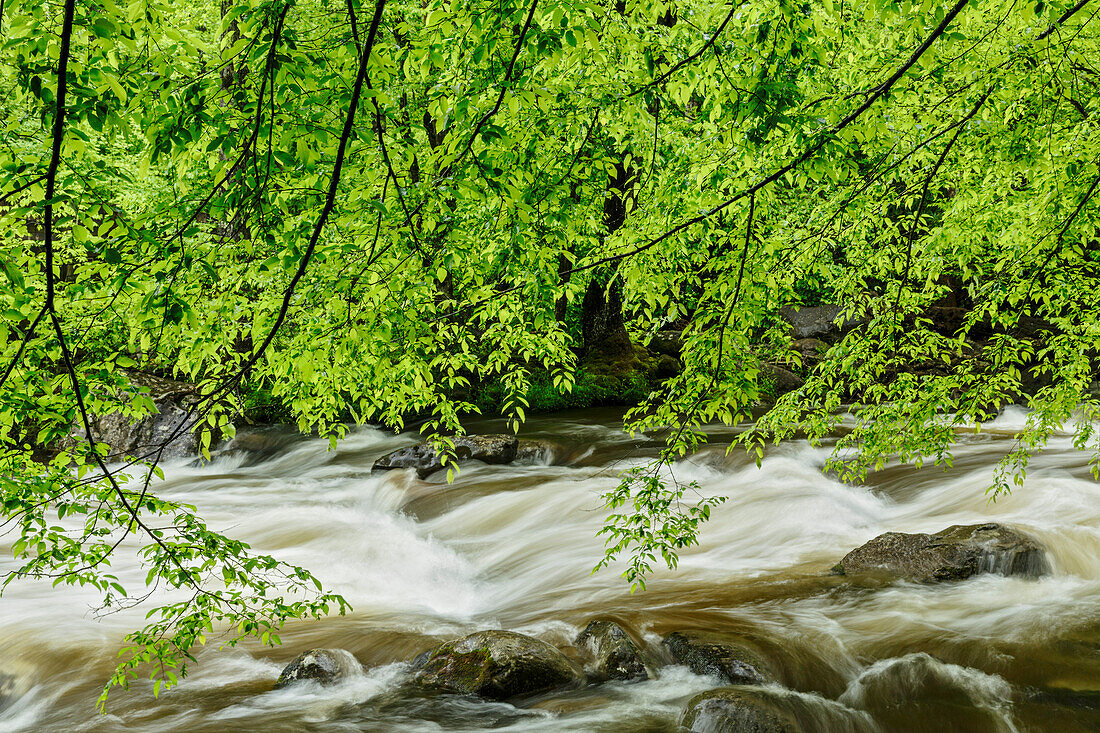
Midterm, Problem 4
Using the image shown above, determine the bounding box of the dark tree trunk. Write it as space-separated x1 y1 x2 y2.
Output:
581 278 632 360
581 156 637 359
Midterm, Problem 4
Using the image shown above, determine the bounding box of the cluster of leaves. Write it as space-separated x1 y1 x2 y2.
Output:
2 0 1100 703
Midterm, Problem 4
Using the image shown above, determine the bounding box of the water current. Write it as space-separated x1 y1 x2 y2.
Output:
1 407 1098 732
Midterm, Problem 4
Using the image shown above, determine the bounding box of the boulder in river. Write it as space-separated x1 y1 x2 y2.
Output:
68 371 202 460
762 364 803 396
274 648 361 689
574 619 651 682
663 631 775 685
373 435 554 479
413 630 584 700
680 687 803 733
514 438 560 464
832 523 1048 582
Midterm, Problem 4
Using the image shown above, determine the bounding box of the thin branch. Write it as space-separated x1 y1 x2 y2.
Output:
625 2 741 99
1037 0 1092 40
0 174 46 207
448 0 539 171
438 0 973 323
892 88 992 335
241 0 387 374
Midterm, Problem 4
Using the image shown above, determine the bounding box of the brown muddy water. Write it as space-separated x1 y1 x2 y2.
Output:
1 407 1098 732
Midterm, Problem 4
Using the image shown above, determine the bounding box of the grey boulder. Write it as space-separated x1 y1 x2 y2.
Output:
69 371 202 460
274 648 361 689
574 619 651 682
373 435 553 479
832 523 1048 582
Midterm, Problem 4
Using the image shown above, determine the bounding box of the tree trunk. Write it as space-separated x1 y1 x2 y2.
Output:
581 278 632 360
580 157 637 359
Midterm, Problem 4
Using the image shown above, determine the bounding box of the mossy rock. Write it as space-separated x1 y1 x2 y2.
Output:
413 630 584 700
663 631 775 685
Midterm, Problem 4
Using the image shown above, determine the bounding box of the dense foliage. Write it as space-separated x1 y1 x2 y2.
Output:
2 0 1099 701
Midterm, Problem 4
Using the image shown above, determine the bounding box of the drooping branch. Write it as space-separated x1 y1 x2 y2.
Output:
624 2 742 99
243 0 387 373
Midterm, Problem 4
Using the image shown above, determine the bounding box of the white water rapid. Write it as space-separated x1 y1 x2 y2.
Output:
1 407 1098 731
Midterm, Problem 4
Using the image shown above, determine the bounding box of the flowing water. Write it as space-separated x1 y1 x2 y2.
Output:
2 407 1099 732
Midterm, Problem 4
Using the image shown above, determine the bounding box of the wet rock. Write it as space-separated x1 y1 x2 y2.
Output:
274 648 361 689
69 371 202 459
413 630 584 700
680 687 802 732
374 434 530 479
832 523 1048 582
762 364 803 396
574 619 651 682
515 439 559 464
663 631 774 685
780 304 844 341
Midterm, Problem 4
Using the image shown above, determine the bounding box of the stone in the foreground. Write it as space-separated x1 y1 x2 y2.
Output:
373 435 552 479
574 619 650 682
832 523 1047 582
274 648 361 689
413 630 584 700
663 631 774 685
681 687 802 733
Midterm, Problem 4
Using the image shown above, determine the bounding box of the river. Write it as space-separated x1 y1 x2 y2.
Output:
1 407 1098 731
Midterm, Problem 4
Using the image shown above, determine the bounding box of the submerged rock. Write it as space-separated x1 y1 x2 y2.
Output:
274 648 360 689
574 619 651 682
0 673 15 712
839 653 1016 732
832 523 1048 582
373 435 554 479
681 687 802 733
662 631 774 685
413 630 584 700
